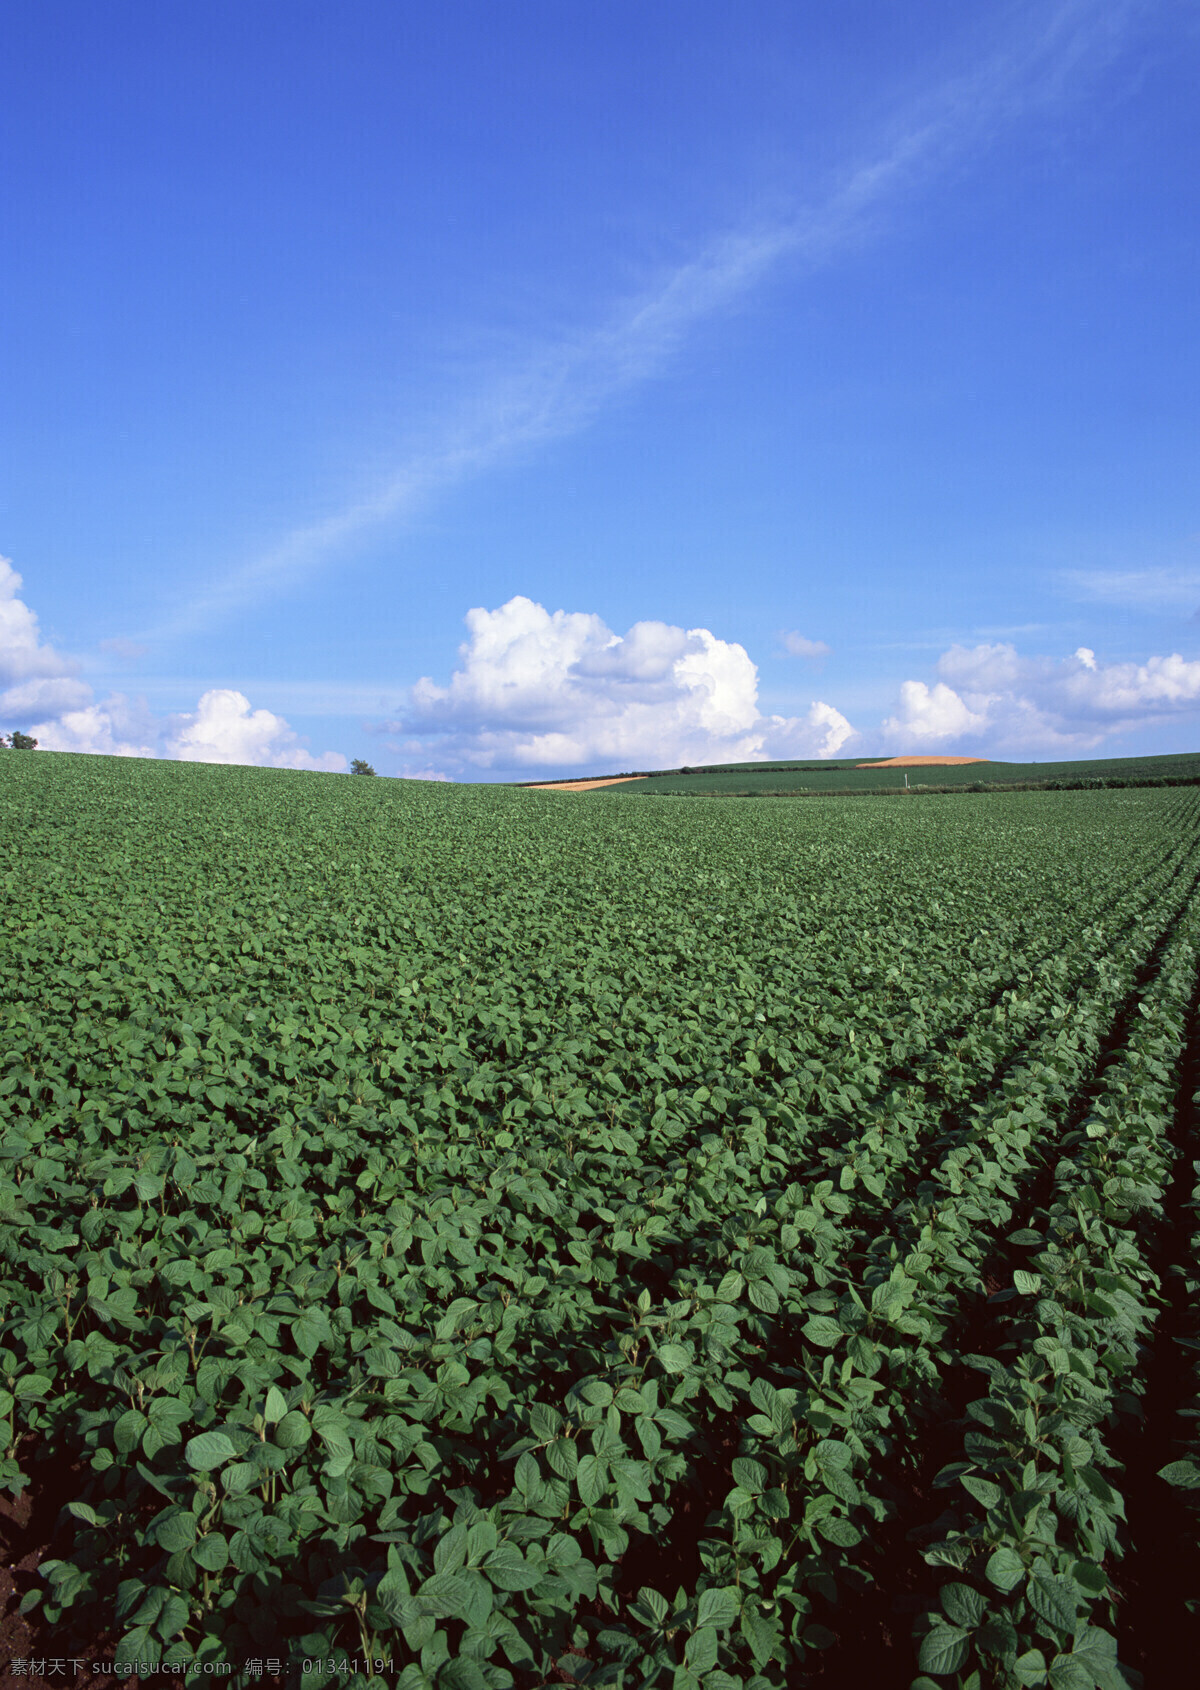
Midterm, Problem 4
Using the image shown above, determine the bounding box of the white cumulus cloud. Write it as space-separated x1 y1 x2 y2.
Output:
883 640 1200 755
763 700 856 760
33 695 162 759
882 679 990 744
0 556 92 725
2 674 94 718
163 690 347 770
2 558 346 772
392 596 856 771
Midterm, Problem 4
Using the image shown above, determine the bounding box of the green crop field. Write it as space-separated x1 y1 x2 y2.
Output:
555 750 1200 797
3 752 1200 1689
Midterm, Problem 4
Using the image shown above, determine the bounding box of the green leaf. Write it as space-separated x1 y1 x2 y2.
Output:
184 1431 238 1470
264 1385 288 1425
637 1417 662 1460
273 1410 312 1449
439 1660 489 1690
940 1582 987 1628
747 1279 779 1315
544 1534 582 1572
416 1568 475 1619
293 1307 331 1358
985 1547 1025 1593
1159 1459 1200 1489
917 1623 970 1676
115 1625 162 1668
529 1404 563 1440
695 1586 738 1629
1014 1651 1048 1688
740 1606 779 1668
576 1454 605 1507
977 1613 1019 1665
114 1409 148 1456
961 1473 1002 1509
1047 1658 1092 1690
466 1521 498 1564
154 1511 196 1554
547 1436 580 1478
1069 1626 1125 1690
684 1626 718 1672
632 1587 669 1626
455 1570 494 1632
156 1591 190 1641
434 1523 468 1574
1014 1270 1043 1295
802 1315 843 1348
1071 1561 1107 1596
13 1374 52 1401
656 1343 691 1374
192 1533 229 1572
731 1458 767 1494
222 1461 258 1495
482 1544 542 1592
1027 1573 1078 1637
1078 1466 1118 1507
814 1460 860 1505
817 1516 862 1547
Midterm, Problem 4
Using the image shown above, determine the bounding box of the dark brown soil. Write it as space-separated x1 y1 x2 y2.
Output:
0 1443 118 1689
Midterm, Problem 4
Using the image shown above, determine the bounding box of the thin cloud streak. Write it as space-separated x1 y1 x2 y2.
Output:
1062 566 1200 610
148 0 1156 642
108 677 410 716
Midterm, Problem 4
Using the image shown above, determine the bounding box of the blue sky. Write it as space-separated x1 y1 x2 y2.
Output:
3 0 1200 776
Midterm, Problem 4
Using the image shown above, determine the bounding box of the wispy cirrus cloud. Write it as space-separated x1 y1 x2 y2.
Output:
146 0 1159 642
145 223 800 640
1060 566 1200 613
780 632 832 660
97 636 150 661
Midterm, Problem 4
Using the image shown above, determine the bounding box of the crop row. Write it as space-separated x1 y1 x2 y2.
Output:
1158 1069 1200 1589
618 841 1200 1684
907 891 1200 1686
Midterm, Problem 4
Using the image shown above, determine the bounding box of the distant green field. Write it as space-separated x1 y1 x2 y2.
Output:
565 749 1200 796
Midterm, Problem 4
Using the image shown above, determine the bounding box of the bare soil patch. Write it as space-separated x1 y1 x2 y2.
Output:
0 1442 120 1688
524 775 649 791
855 756 990 768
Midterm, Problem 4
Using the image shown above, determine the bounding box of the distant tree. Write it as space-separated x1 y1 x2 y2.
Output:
0 731 38 750
350 758 377 776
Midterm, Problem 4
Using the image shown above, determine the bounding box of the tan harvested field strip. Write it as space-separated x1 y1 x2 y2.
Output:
524 774 649 791
855 755 990 768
